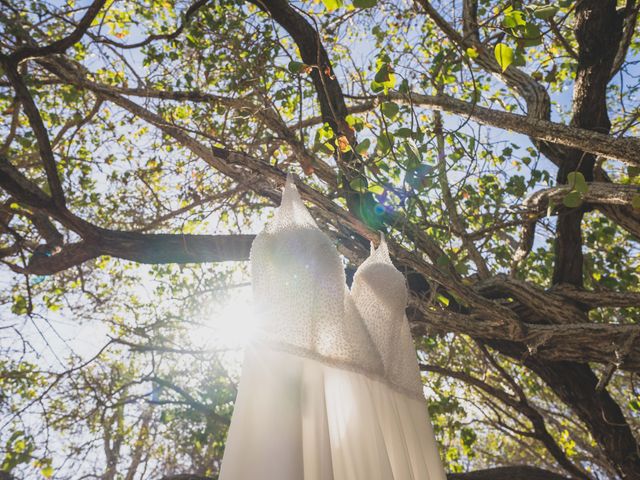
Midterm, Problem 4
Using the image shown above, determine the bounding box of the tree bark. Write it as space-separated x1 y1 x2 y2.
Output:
448 466 571 480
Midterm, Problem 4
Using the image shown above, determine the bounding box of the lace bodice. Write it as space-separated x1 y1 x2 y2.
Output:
250 173 423 398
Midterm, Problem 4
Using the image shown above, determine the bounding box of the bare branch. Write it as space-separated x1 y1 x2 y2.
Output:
90 0 209 50
434 109 490 278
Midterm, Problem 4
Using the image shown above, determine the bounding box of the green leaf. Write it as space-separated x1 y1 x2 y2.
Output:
632 193 640 211
563 191 582 208
346 114 364 131
494 43 514 72
466 47 479 59
373 63 395 92
380 101 399 119
321 0 343 11
353 0 376 8
405 163 433 190
436 254 450 267
567 171 588 194
11 294 28 315
395 128 413 138
370 80 384 93
349 177 367 193
376 132 394 155
531 5 559 20
502 8 526 28
317 142 335 154
355 138 370 155
374 64 392 83
460 427 477 449
368 183 384 195
288 61 306 74
522 23 543 47
404 140 421 168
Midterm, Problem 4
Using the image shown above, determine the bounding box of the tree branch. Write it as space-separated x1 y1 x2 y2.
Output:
610 0 638 79
145 376 229 426
0 62 66 207
19 233 256 275
382 92 640 166
300 91 640 166
421 363 589 478
413 303 640 372
448 466 571 480
8 0 106 63
89 0 209 50
249 0 352 140
488 341 640 479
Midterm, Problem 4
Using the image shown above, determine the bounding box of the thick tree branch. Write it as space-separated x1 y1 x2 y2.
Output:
20 233 255 275
521 181 640 240
0 152 254 274
413 303 640 372
525 182 640 210
552 0 623 287
461 0 480 44
550 284 640 308
448 466 570 480
301 91 640 166
475 275 587 325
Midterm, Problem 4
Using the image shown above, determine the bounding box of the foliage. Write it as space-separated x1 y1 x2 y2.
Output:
1 0 639 479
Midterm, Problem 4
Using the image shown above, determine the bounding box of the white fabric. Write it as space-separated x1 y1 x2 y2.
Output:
220 173 447 480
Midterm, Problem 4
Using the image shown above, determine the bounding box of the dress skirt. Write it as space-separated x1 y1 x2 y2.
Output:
219 343 447 480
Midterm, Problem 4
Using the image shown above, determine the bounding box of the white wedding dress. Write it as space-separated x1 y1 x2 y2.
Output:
219 173 447 480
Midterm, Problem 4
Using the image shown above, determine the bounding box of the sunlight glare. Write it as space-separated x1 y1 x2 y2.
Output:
212 294 259 348
192 287 260 352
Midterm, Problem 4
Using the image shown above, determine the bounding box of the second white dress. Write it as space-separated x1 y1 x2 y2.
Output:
219 173 447 480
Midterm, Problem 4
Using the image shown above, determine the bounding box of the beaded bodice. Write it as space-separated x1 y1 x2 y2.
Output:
249 173 423 398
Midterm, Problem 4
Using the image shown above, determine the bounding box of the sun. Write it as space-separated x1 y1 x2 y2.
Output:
190 286 259 352
212 292 259 348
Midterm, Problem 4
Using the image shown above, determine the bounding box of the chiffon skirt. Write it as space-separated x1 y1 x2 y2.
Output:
219 343 447 480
